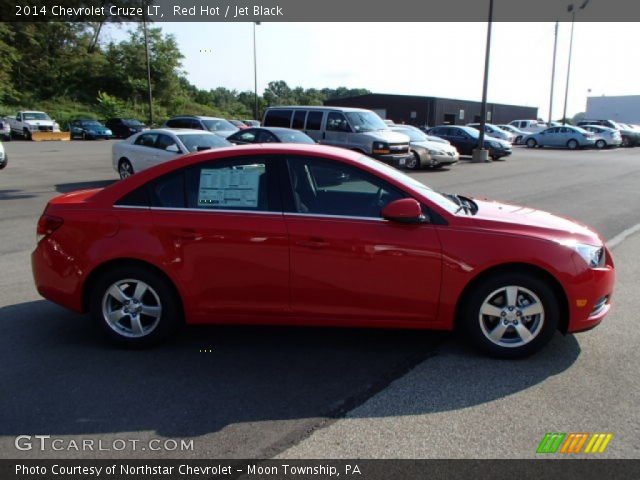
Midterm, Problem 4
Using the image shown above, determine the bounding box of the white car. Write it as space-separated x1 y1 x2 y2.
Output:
112 128 232 179
580 125 622 149
0 141 7 169
390 125 459 169
497 124 528 145
508 119 547 134
466 123 514 143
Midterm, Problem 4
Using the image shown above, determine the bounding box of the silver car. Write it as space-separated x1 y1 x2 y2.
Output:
497 124 528 145
390 126 459 169
580 125 622 149
467 123 514 143
523 126 596 150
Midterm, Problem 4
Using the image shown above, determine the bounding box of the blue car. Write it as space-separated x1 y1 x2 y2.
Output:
69 119 113 140
523 125 596 150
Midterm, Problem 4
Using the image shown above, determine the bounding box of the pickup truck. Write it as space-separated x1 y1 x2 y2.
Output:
4 111 68 141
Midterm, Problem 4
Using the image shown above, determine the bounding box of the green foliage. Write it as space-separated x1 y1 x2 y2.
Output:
0 22 370 124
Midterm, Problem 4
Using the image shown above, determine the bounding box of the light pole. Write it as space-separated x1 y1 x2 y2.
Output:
548 22 559 125
472 0 494 163
253 22 261 120
142 18 154 126
562 0 590 125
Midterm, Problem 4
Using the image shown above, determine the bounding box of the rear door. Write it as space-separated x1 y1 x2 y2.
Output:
281 155 442 324
150 134 183 167
149 156 289 321
130 132 160 171
304 111 324 142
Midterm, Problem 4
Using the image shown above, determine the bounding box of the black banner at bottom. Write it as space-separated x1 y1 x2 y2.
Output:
3 459 640 480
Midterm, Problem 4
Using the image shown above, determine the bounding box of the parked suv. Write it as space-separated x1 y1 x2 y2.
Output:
164 116 238 138
262 106 411 167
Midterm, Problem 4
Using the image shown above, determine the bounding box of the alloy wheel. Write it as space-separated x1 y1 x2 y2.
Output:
101 279 162 338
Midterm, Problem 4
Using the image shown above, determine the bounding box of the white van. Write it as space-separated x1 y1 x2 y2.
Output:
508 119 547 133
263 106 411 168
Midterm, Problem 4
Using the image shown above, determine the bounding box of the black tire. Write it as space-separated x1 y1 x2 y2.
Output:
89 265 183 347
460 271 559 359
595 139 606 149
406 151 421 170
0 155 7 170
526 138 537 148
621 136 630 148
515 135 523 145
567 139 579 150
23 129 32 141
118 158 134 179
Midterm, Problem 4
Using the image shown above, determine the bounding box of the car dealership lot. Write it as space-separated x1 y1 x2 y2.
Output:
1 141 639 458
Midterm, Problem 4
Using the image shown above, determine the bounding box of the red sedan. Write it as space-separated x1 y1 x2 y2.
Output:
32 144 615 357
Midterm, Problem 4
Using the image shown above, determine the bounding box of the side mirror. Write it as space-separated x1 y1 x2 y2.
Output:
166 144 180 153
382 198 426 224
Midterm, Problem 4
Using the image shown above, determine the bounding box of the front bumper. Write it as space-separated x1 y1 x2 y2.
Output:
490 148 512 158
372 152 412 168
565 247 615 333
430 152 459 166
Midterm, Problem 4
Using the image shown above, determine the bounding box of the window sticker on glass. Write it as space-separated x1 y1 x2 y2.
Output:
197 165 264 208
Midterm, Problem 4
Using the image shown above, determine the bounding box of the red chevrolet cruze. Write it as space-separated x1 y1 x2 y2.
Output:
32 144 615 357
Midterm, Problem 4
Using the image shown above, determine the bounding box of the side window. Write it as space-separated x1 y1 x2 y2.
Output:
305 111 323 131
115 185 150 207
165 119 179 128
326 112 350 132
264 109 292 128
185 158 274 212
292 110 307 130
135 133 159 147
257 131 278 143
150 171 186 208
156 134 179 152
189 119 203 129
286 156 406 218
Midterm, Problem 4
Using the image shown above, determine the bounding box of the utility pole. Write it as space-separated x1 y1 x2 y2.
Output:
548 22 559 125
472 0 494 163
253 22 261 120
562 0 590 125
143 19 154 126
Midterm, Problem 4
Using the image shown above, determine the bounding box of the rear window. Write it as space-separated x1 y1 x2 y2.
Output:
264 109 293 128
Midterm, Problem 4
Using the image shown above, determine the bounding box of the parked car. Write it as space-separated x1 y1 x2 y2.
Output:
0 119 11 141
427 125 512 160
5 110 65 140
497 124 528 144
32 143 615 358
467 123 514 143
615 123 640 147
580 125 622 149
523 126 596 150
164 116 238 138
112 128 231 179
242 120 261 127
228 120 249 130
508 119 547 133
263 106 411 168
577 119 620 130
105 118 148 139
0 141 7 169
227 127 315 145
69 119 113 140
390 125 459 169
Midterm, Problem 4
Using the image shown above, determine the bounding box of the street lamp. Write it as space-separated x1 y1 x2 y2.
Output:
472 0 494 163
253 22 261 120
562 0 590 125
548 22 559 125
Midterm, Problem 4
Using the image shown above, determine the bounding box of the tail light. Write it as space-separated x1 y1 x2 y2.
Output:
37 214 63 243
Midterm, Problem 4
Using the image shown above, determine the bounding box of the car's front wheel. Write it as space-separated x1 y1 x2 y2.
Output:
595 139 606 149
461 272 559 358
118 158 134 179
89 265 183 347
406 151 421 170
526 138 537 148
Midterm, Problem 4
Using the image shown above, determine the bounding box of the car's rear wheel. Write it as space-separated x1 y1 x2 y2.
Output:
621 136 630 147
406 151 421 170
567 139 579 150
595 139 606 149
461 272 559 358
515 135 523 145
526 138 537 148
118 158 134 179
89 265 182 347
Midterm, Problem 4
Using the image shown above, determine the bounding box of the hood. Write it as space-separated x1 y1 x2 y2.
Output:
469 198 602 245
363 130 410 144
412 140 456 153
212 129 237 137
25 119 54 125
485 135 511 148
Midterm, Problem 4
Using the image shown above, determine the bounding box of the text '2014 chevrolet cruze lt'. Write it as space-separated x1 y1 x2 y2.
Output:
32 144 615 358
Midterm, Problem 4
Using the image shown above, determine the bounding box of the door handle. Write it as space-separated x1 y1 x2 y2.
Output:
297 236 327 249
173 228 202 240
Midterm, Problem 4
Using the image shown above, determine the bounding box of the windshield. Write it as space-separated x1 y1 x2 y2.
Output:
357 156 460 214
274 130 315 144
344 111 388 132
393 128 427 142
81 121 102 127
202 119 237 132
123 119 144 126
23 112 50 121
178 133 231 152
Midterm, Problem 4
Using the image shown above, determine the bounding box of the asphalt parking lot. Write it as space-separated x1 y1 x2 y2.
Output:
1 140 639 459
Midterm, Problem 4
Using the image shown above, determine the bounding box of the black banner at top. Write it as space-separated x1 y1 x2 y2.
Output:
1 0 640 22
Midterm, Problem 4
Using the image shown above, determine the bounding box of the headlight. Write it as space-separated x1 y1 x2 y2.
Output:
428 149 445 155
372 142 390 154
572 243 605 268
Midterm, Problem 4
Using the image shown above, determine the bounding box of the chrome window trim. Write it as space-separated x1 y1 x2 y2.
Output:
148 206 282 216
283 212 387 222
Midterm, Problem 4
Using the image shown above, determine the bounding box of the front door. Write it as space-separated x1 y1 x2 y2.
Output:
282 155 442 324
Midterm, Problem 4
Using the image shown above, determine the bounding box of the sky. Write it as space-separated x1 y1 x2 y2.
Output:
104 22 640 119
